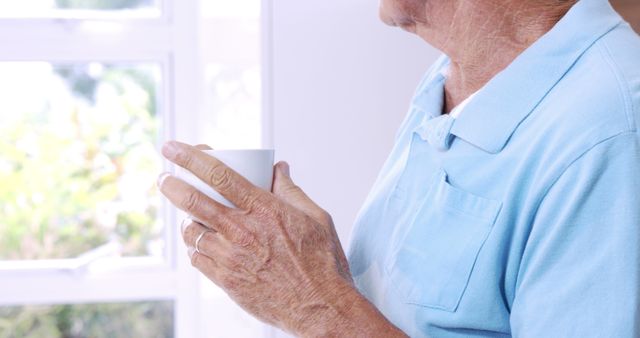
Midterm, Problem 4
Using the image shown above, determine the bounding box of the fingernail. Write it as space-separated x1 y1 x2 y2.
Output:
180 217 192 233
187 246 196 258
157 172 172 188
162 141 180 160
281 162 290 177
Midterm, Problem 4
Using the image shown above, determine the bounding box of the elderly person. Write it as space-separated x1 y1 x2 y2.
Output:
157 0 640 336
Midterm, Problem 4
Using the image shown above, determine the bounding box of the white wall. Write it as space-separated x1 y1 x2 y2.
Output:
269 0 440 246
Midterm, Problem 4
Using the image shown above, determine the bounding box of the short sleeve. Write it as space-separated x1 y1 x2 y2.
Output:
510 132 640 337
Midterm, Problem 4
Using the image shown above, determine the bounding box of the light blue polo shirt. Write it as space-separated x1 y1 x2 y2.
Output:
347 0 640 337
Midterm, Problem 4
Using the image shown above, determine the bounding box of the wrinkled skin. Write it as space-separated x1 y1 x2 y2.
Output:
378 0 577 112
158 141 404 337
157 1 577 336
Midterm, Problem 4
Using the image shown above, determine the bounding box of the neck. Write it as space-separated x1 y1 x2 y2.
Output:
421 1 577 113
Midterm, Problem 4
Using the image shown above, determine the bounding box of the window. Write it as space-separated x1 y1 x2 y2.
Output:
0 301 173 337
201 0 265 149
0 0 161 18
0 1 269 337
0 62 163 261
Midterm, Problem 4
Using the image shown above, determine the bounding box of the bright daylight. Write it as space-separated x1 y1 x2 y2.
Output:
1 0 639 338
0 0 262 336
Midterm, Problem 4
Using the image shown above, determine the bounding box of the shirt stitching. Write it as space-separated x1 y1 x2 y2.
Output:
491 23 625 154
600 38 637 132
513 130 636 293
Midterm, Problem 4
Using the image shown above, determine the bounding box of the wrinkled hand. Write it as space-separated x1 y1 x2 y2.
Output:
157 141 356 336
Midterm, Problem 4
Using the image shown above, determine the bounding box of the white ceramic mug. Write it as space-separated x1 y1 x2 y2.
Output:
176 149 275 208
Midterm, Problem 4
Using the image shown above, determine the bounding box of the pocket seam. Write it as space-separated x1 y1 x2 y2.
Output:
384 168 502 312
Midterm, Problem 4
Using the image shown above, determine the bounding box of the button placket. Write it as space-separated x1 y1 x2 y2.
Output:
414 114 456 151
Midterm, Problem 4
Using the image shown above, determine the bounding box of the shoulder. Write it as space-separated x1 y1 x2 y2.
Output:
533 23 640 155
595 23 640 131
574 23 639 134
512 24 640 198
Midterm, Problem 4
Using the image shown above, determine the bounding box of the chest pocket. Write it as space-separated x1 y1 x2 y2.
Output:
384 169 502 312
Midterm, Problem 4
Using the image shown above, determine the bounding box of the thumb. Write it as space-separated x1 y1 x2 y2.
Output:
272 161 331 225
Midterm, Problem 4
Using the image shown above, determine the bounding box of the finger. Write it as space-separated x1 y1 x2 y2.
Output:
272 161 332 225
182 219 211 247
158 172 238 236
187 247 225 287
195 144 213 150
182 220 234 259
162 141 269 211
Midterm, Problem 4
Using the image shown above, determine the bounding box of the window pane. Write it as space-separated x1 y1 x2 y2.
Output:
201 0 263 148
0 62 164 261
0 0 159 17
204 64 262 149
0 301 173 337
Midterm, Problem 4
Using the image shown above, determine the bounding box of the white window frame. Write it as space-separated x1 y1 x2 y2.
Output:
0 1 263 337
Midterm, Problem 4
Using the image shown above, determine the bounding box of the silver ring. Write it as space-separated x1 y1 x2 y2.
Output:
195 230 213 254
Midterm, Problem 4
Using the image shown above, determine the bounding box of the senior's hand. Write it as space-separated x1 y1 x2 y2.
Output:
157 141 400 337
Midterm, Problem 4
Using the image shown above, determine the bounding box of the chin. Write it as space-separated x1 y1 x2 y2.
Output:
399 23 417 33
379 11 417 33
379 4 396 26
379 0 419 29
379 12 397 26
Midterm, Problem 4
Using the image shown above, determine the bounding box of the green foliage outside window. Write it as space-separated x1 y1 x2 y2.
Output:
0 63 162 260
0 2 173 336
0 302 173 338
0 62 170 336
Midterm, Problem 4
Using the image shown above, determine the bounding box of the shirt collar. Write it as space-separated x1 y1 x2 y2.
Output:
450 89 479 119
415 0 623 154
